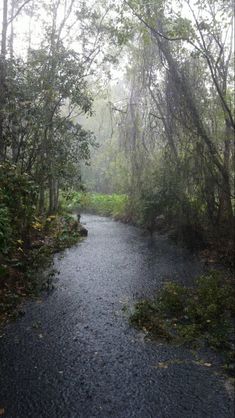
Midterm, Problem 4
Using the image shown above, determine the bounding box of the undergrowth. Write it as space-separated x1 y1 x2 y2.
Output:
130 271 235 375
0 214 82 324
62 191 129 220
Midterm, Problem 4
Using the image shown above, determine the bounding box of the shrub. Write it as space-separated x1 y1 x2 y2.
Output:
0 204 12 254
130 271 234 355
157 282 188 317
0 162 37 247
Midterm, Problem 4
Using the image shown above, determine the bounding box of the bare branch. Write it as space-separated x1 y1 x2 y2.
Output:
7 0 32 25
124 0 186 42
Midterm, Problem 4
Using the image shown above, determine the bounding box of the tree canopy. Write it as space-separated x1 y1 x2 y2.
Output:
0 0 234 251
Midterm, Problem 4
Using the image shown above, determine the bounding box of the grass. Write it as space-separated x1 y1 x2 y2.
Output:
130 271 235 375
62 191 129 220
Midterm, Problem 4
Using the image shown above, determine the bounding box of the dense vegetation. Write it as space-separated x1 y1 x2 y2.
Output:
0 0 234 345
130 271 235 374
0 161 83 321
63 191 128 219
82 0 234 259
0 0 101 320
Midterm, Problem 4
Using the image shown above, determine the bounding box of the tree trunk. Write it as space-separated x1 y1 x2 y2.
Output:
0 0 8 161
204 170 217 226
49 176 55 214
54 179 59 212
217 121 233 232
9 0 15 59
39 183 45 214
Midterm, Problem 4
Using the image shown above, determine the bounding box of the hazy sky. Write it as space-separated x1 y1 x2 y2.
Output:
1 0 213 57
1 0 233 57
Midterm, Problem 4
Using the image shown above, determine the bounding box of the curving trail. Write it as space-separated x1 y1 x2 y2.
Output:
0 215 233 418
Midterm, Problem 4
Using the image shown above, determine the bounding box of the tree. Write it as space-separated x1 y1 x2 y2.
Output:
121 0 234 233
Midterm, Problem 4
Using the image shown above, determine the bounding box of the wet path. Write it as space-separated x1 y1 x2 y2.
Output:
0 215 233 417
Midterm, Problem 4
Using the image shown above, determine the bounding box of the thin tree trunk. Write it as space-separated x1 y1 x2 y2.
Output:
9 0 14 58
54 179 59 211
0 0 8 161
49 176 55 214
10 1 18 164
39 183 45 214
217 121 233 231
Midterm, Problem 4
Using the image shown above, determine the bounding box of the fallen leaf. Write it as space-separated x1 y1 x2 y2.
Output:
203 363 212 367
158 362 168 369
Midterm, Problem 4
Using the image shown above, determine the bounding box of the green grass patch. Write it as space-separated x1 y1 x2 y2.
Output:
130 271 235 374
62 191 129 219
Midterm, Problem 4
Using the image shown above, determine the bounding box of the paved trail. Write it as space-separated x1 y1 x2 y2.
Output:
0 215 233 417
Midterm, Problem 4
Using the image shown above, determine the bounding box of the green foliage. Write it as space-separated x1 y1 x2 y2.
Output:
63 191 129 219
0 212 83 323
0 204 12 254
2 36 95 215
53 214 82 250
0 162 37 251
166 17 194 40
130 299 172 341
81 0 234 258
187 272 233 323
130 271 234 356
158 282 188 317
138 188 165 227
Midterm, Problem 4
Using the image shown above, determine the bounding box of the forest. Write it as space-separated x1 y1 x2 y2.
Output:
1 0 233 251
0 0 234 416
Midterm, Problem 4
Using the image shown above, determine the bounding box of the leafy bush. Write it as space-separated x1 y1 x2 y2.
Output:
0 162 37 247
0 211 83 323
0 165 85 323
0 204 12 254
157 282 188 317
130 271 234 355
187 272 233 323
130 299 172 341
